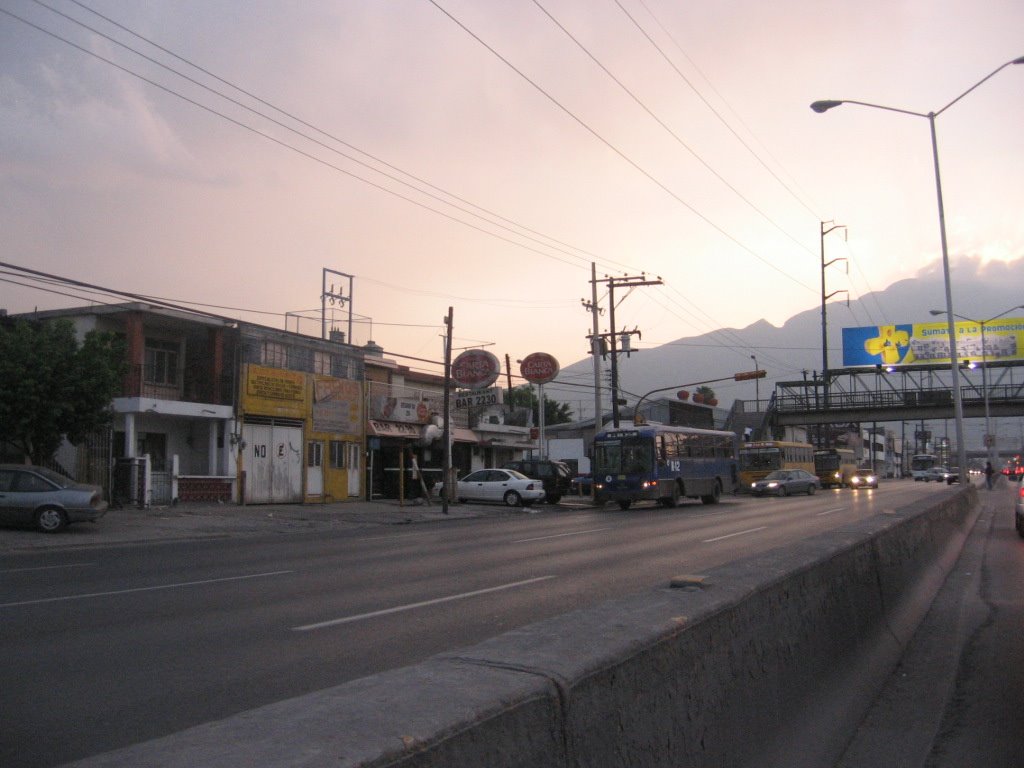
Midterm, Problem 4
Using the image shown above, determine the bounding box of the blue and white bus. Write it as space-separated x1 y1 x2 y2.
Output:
592 423 738 510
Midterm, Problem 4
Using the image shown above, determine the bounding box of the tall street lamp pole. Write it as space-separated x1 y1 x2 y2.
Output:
931 305 1024 467
811 55 1024 476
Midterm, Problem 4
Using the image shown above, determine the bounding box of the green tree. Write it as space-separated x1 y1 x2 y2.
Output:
695 385 716 404
506 384 573 426
0 319 126 464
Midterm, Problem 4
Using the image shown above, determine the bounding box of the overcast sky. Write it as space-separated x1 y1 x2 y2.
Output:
2 0 1022 379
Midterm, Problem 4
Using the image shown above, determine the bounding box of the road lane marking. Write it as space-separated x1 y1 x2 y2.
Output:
817 507 846 516
293 575 557 632
0 570 294 609
0 562 96 574
513 528 611 543
703 526 767 543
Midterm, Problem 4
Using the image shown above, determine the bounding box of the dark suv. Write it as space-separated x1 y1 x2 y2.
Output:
501 459 572 504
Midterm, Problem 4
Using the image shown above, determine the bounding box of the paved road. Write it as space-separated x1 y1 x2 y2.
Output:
0 482 964 767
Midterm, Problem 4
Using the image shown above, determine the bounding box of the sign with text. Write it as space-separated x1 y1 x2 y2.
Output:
454 387 503 409
519 352 560 384
451 349 500 390
842 318 1024 367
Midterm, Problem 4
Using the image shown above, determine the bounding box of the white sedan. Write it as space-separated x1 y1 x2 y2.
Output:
455 469 546 507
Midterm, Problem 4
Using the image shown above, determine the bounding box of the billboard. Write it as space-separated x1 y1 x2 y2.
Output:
842 318 1024 367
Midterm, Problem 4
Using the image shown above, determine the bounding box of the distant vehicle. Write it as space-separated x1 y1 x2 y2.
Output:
848 468 878 489
923 466 959 485
0 464 108 532
910 453 938 481
738 441 815 490
750 469 821 497
592 423 737 510
454 469 545 507
1015 477 1024 538
501 459 572 504
814 448 857 488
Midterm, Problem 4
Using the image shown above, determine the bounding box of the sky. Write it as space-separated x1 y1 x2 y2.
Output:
2 0 1023 383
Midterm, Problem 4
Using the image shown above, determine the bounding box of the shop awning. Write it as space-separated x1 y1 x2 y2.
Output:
452 428 478 444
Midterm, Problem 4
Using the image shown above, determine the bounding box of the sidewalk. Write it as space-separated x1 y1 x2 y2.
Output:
0 495 595 552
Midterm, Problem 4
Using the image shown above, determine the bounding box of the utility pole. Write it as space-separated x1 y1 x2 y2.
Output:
321 268 354 342
582 263 604 441
588 273 663 428
441 307 453 515
820 221 847 448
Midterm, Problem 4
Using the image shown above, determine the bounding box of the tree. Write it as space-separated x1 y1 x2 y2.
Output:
505 384 573 426
0 319 126 464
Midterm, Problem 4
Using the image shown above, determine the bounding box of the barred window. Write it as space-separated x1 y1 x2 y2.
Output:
261 341 288 368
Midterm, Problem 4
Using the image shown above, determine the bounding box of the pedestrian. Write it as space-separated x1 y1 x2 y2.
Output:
984 460 995 490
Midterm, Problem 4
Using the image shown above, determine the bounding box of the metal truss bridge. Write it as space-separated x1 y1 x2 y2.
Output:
769 362 1024 427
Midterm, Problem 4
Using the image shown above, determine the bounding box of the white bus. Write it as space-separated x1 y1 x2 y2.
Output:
910 453 938 481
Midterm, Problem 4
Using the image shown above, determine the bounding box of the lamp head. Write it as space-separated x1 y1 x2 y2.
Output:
1013 55 1024 65
929 309 945 316
810 100 843 113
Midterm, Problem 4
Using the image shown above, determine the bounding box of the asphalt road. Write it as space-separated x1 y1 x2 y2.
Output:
0 481 963 768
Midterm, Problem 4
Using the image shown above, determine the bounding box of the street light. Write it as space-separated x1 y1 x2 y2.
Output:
811 55 1024 476
930 305 1024 466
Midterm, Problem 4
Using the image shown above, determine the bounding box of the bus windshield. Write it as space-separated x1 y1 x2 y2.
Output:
594 438 654 475
738 447 781 472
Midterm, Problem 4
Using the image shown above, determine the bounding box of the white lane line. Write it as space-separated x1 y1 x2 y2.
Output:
293 575 557 632
0 562 96 574
0 570 294 609
703 526 767 543
513 527 611 543
817 507 847 516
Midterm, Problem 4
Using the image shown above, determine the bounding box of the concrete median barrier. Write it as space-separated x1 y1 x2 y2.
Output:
66 486 978 768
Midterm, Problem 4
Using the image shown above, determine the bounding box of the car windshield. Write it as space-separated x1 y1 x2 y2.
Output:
764 471 790 481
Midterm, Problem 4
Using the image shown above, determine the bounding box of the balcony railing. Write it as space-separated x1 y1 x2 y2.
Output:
121 364 233 405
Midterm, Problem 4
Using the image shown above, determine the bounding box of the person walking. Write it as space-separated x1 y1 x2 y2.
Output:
984 461 995 490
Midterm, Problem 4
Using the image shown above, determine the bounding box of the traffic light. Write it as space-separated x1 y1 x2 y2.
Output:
734 369 766 381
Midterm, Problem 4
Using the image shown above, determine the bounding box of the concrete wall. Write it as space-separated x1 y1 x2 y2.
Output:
67 486 978 768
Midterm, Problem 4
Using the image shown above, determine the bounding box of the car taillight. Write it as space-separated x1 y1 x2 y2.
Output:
1018 486 1024 500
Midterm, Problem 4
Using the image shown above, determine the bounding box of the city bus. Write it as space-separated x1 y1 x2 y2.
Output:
814 448 857 488
910 453 938 481
737 440 815 490
592 423 737 510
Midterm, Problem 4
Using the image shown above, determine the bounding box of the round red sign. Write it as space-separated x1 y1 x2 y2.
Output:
520 352 560 384
451 349 500 390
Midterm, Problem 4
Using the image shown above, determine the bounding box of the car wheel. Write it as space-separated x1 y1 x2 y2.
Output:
35 507 68 533
1017 518 1024 539
781 486 789 497
503 490 523 507
807 483 816 495
546 494 562 505
617 499 632 510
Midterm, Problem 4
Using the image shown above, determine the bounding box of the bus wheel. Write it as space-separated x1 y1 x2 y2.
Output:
617 500 632 511
700 482 721 505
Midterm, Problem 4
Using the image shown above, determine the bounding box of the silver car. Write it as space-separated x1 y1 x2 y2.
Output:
750 469 821 497
0 464 108 532
455 468 546 507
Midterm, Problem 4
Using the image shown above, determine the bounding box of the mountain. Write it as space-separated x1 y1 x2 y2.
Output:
552 257 1024 415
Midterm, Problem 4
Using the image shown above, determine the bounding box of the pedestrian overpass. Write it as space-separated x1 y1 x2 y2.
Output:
757 362 1024 455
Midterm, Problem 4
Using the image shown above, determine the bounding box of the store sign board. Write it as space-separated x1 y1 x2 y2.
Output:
451 349 500 390
519 352 560 384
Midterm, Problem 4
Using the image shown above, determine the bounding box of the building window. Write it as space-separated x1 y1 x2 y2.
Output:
314 350 333 375
261 341 288 368
330 440 346 469
307 441 322 468
145 339 179 385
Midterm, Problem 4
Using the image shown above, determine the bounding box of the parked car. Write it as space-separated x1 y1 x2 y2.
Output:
848 469 878 489
923 466 959 484
0 464 108 532
1015 477 1024 539
501 459 572 504
454 468 546 507
750 469 821 497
